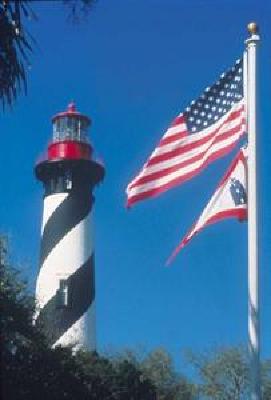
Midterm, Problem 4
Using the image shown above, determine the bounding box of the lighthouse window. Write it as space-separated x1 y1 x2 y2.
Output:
57 279 70 308
65 171 72 190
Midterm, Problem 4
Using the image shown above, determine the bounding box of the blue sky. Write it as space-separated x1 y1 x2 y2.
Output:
1 0 271 369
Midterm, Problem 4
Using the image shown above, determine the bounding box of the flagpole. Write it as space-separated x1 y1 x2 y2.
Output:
246 22 260 400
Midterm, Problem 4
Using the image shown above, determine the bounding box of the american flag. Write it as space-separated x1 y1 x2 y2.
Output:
126 58 246 207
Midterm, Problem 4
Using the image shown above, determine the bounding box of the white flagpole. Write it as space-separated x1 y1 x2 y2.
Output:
246 22 261 400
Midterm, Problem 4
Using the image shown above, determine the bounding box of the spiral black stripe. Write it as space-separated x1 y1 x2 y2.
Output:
36 254 95 347
40 190 93 268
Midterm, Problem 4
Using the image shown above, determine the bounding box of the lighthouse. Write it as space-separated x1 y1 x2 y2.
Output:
35 103 104 351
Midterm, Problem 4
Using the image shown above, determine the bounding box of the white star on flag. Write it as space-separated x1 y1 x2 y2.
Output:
166 147 247 265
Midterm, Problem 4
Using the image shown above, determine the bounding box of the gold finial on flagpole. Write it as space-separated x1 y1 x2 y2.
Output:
247 22 259 35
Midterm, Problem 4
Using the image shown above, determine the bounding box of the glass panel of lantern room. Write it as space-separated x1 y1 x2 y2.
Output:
52 116 89 143
53 119 61 142
79 119 89 142
66 117 73 139
73 118 80 140
65 117 79 141
59 118 66 141
64 117 70 140
53 120 58 141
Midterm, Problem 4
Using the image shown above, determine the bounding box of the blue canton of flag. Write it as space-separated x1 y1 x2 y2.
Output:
184 59 243 133
230 178 247 206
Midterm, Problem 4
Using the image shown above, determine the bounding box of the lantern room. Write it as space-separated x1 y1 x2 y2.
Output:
52 102 91 143
48 103 93 161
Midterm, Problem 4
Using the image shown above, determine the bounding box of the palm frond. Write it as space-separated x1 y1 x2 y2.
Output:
0 0 34 108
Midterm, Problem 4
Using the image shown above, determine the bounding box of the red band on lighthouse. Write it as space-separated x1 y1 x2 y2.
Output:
48 141 92 161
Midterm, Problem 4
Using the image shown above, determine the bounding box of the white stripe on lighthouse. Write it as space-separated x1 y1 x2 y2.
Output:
41 193 69 234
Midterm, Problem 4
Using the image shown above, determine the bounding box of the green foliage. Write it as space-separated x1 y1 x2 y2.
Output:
3 345 91 400
141 348 176 389
186 346 271 400
0 235 39 350
1 236 88 399
110 347 196 400
188 347 248 399
1 236 271 399
74 349 157 399
0 236 156 399
138 348 196 399
262 359 271 400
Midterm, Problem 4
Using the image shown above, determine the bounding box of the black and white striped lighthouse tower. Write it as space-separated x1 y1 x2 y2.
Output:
35 103 104 351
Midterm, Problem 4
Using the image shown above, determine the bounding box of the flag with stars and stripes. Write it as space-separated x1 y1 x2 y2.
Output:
166 147 247 265
126 58 246 207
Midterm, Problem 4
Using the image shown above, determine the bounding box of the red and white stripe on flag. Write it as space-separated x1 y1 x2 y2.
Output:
126 58 246 207
167 147 247 265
